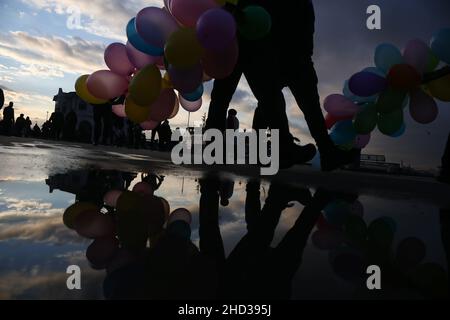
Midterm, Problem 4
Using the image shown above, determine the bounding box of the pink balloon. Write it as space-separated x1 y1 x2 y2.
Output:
179 95 202 112
409 90 438 124
126 41 164 70
105 43 135 76
104 190 123 207
403 39 430 74
168 63 203 93
149 88 177 122
168 208 192 225
136 7 179 50
323 94 360 117
355 134 371 149
133 182 154 196
87 70 129 101
141 119 160 130
203 39 239 79
171 0 218 28
112 104 126 118
197 8 236 51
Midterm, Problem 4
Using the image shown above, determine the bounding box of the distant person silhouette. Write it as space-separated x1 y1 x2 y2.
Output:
93 103 113 145
159 120 172 151
2 102 15 136
24 116 32 137
14 114 26 137
439 133 450 184
226 109 239 130
49 111 64 140
63 110 77 141
32 123 41 138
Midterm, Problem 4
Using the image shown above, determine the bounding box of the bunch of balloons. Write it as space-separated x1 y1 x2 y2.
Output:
74 0 272 130
63 180 193 270
324 28 450 150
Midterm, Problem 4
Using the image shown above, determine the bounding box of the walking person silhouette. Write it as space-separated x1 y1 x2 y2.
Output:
206 0 355 171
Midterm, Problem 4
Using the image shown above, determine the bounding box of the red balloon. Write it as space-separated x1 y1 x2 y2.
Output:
86 237 120 269
74 210 115 239
202 39 239 79
148 88 177 122
387 64 421 92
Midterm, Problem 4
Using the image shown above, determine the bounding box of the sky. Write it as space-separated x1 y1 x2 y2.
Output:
0 0 449 169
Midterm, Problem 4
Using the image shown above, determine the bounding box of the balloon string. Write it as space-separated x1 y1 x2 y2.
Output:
422 65 450 84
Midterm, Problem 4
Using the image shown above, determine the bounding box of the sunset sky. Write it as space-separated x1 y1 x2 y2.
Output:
0 0 449 169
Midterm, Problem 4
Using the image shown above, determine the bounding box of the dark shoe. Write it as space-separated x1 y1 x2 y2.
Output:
321 146 357 172
280 143 317 169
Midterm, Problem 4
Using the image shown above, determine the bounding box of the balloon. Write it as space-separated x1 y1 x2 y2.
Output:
75 75 108 104
148 88 177 122
330 120 357 146
86 237 119 270
348 71 387 97
126 18 164 56
159 197 171 219
126 41 163 69
323 94 360 117
162 72 173 89
344 215 368 245
389 123 406 138
63 202 99 229
179 95 202 112
168 208 192 225
104 190 123 207
354 134 371 149
325 113 353 130
128 64 162 106
197 8 236 51
353 103 377 134
430 28 450 65
377 108 404 136
141 120 159 130
238 5 272 41
181 84 204 102
74 210 115 239
112 104 126 118
396 237 426 270
403 39 430 74
105 43 135 76
202 39 239 79
368 218 394 248
376 88 407 114
171 0 218 28
374 43 404 74
165 28 203 69
86 71 129 101
409 89 438 124
169 95 180 119
343 80 377 104
387 64 421 92
125 97 151 124
426 73 450 102
135 7 179 51
426 51 440 72
133 182 154 196
168 63 203 93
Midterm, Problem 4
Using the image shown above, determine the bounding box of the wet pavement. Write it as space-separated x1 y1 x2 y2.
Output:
0 136 449 300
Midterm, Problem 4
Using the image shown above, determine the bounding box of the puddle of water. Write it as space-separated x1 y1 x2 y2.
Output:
0 168 448 300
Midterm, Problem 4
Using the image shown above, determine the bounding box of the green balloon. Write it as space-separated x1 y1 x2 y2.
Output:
426 51 440 72
239 6 272 41
344 215 368 246
368 218 394 249
377 108 404 136
353 103 377 134
376 89 407 114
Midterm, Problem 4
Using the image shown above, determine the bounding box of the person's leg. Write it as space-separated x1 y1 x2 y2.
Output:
287 58 333 153
206 63 243 133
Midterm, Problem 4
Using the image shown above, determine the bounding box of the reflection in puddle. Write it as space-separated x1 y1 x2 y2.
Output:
0 169 448 300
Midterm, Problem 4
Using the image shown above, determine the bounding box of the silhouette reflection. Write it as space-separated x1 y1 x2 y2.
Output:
52 170 449 300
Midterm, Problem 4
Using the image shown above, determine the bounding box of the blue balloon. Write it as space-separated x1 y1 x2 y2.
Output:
330 120 357 146
374 43 404 75
126 18 163 56
389 123 406 138
431 28 450 65
343 80 377 104
181 84 204 102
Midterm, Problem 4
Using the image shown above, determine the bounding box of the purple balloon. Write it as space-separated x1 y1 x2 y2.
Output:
409 90 438 124
197 8 236 51
105 43 135 76
136 7 179 50
126 41 164 70
348 72 387 97
112 104 126 118
168 64 203 93
179 95 202 112
324 94 360 117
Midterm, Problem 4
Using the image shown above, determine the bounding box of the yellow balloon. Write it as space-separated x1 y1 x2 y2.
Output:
162 72 173 89
164 28 203 69
125 97 151 124
75 75 108 104
128 65 162 106
426 74 450 102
